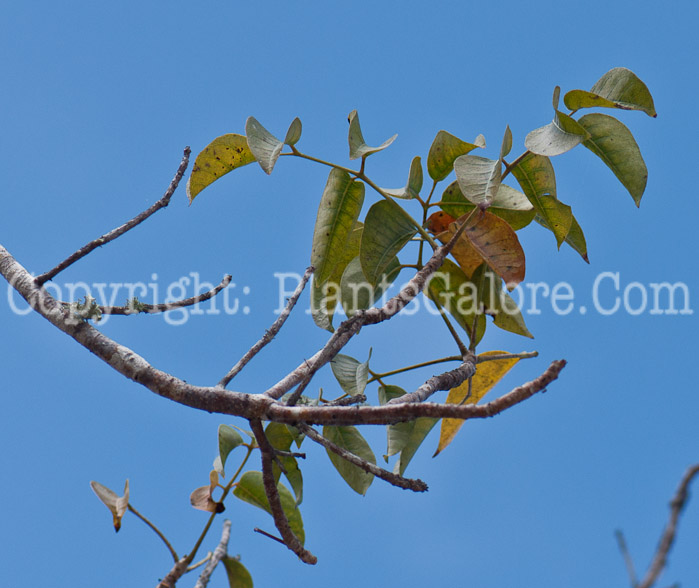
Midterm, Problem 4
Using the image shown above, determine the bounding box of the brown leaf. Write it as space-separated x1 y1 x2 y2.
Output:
190 470 225 513
90 479 129 532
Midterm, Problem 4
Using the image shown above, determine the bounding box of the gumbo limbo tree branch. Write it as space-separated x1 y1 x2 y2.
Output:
0 149 567 574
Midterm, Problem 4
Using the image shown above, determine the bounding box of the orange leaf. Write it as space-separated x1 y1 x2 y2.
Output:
434 351 521 456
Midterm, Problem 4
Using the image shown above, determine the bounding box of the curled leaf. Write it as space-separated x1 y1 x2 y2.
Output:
90 479 130 532
245 117 284 174
427 130 485 182
348 110 397 160
284 117 303 146
382 156 423 199
190 470 224 513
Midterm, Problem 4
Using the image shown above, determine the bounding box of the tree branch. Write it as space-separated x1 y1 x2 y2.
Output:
218 266 314 388
61 274 232 316
249 419 317 564
35 147 191 285
298 424 428 492
193 519 231 588
636 464 699 588
387 354 476 404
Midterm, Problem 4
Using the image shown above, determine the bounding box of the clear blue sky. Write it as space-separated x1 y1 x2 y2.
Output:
1 1 697 586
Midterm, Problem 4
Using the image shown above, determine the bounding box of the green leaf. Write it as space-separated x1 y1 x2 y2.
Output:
360 200 416 286
215 424 244 477
233 471 305 545
427 259 485 345
441 182 535 231
310 223 363 331
525 108 590 157
348 110 397 160
186 134 256 202
501 125 513 159
284 117 302 146
323 425 375 495
577 113 648 206
382 156 423 199
340 255 401 317
311 168 365 286
393 417 438 476
453 154 501 207
427 130 486 182
563 90 623 112
588 67 656 117
511 153 572 247
266 422 303 505
475 265 532 338
222 556 254 588
330 351 372 397
245 117 284 174
535 213 589 263
377 385 413 461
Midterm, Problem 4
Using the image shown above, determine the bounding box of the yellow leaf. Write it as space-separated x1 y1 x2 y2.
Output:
434 351 520 456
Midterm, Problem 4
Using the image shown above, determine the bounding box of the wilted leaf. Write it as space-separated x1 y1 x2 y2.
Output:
511 153 572 247
434 351 521 456
190 470 224 513
187 134 256 202
427 130 485 182
233 471 305 544
90 480 130 532
330 350 372 397
311 168 365 286
222 556 254 588
340 255 401 317
453 154 501 207
323 425 375 495
215 424 244 477
360 200 416 285
245 117 284 175
348 110 397 160
578 113 648 206
588 67 656 117
284 117 302 146
451 210 526 288
440 182 535 231
382 156 423 199
393 417 438 476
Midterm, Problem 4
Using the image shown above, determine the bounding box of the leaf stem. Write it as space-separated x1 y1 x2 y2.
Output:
368 356 462 382
127 504 179 563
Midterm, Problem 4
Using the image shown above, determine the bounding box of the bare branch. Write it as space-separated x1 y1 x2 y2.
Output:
298 424 428 492
636 464 699 588
36 147 191 285
615 529 639 588
387 354 476 404
61 274 232 316
193 519 231 588
249 419 317 565
218 266 314 389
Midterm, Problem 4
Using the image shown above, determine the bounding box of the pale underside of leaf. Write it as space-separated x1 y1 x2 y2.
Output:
453 154 501 206
348 110 397 160
245 116 284 174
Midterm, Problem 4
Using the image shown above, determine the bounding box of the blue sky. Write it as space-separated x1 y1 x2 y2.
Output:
1 1 697 586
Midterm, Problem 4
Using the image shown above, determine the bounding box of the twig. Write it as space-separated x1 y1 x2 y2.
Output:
127 504 179 563
387 354 476 404
218 266 314 388
193 519 232 588
615 529 638 588
254 527 286 545
36 147 191 285
636 463 699 588
325 394 367 407
298 424 428 492
249 419 317 564
60 274 232 316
